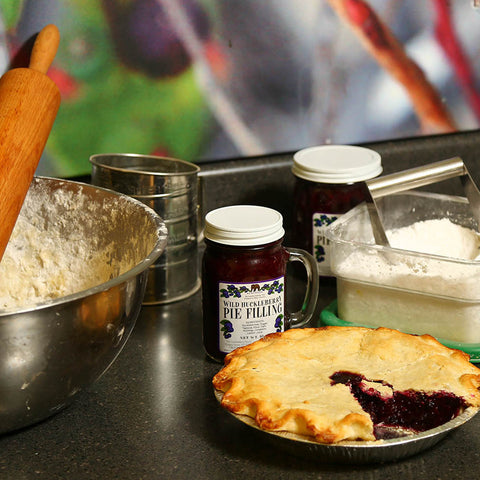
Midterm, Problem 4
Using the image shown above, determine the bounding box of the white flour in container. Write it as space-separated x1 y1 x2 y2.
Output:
0 181 132 312
335 218 480 343
387 218 480 259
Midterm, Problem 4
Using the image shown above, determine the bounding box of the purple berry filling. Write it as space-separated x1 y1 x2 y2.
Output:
330 371 466 438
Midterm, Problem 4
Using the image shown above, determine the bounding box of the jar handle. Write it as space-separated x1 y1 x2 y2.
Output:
284 247 319 328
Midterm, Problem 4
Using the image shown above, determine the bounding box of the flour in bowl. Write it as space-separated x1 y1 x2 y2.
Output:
0 215 114 310
0 179 134 312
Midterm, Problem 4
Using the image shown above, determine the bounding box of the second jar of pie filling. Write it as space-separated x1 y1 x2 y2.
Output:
202 205 319 362
292 145 382 277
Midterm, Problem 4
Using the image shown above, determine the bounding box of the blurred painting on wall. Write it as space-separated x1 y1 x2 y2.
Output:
1 0 479 177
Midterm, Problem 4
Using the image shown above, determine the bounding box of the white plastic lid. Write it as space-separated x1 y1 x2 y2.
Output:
204 205 284 246
292 145 382 183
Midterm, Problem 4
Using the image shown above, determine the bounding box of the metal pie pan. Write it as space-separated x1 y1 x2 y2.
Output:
214 390 479 464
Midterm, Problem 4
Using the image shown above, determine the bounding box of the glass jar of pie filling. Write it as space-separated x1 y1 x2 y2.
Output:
202 205 319 362
292 145 382 277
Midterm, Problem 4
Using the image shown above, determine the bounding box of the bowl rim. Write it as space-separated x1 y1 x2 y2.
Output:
0 176 168 317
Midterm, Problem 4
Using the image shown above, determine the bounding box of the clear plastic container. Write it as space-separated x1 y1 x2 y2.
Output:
325 191 480 344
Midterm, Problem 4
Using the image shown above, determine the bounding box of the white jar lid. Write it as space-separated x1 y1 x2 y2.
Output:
292 145 382 183
205 205 284 246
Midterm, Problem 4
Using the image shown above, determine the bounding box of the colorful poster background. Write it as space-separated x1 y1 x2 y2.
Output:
1 0 479 177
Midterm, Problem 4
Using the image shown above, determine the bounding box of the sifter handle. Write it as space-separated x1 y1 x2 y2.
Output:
29 24 60 74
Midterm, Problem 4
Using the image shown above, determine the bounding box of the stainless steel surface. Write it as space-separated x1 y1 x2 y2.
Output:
214 390 479 465
0 176 167 434
90 153 201 304
365 157 480 246
367 157 466 198
364 193 390 246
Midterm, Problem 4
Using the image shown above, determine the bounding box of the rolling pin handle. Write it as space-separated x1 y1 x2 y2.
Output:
29 24 60 74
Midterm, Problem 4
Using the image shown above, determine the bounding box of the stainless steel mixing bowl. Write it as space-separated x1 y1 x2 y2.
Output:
0 177 168 434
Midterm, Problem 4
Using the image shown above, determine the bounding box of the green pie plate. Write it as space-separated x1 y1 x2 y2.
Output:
320 300 480 363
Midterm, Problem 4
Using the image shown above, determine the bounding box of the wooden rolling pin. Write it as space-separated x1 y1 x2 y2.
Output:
0 24 61 261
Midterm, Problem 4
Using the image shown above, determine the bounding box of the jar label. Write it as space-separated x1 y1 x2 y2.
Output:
312 213 340 274
218 277 285 354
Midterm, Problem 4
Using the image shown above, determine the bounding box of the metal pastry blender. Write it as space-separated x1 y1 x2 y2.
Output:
364 157 480 246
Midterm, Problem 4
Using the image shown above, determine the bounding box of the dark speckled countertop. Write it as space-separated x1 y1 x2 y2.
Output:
2 131 480 479
2 285 480 479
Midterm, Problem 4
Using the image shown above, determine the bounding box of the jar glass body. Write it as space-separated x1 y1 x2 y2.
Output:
292 177 367 275
202 238 290 362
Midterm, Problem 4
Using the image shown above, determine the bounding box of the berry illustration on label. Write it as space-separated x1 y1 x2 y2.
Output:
220 319 234 339
218 277 285 353
274 314 284 332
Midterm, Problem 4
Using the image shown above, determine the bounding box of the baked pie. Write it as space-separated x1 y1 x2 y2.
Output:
213 327 480 443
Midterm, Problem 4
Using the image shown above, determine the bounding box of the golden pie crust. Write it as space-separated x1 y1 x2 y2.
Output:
213 327 480 443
